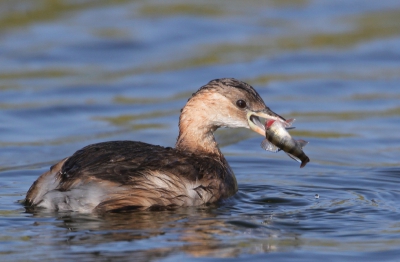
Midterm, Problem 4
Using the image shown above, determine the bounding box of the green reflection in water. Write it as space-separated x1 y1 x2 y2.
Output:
305 10 400 48
139 3 223 17
94 109 178 125
0 70 78 91
134 8 400 70
0 210 22 217
0 123 164 148
349 93 400 101
249 70 400 86
0 235 31 241
137 7 400 71
0 99 95 109
0 70 72 80
113 92 192 105
291 107 400 121
289 130 355 138
138 0 308 18
0 0 128 29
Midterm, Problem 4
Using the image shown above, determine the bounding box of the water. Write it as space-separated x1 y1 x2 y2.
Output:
1 0 400 261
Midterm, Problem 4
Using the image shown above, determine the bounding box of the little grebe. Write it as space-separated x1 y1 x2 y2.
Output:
25 78 284 212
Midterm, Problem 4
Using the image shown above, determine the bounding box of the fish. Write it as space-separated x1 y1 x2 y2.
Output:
261 118 310 168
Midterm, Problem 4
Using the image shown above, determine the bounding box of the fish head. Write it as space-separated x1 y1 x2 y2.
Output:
247 108 286 137
266 119 276 129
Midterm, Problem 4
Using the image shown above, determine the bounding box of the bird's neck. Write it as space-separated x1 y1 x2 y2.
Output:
175 95 222 156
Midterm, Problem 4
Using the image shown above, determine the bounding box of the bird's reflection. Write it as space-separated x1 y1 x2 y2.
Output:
27 203 288 259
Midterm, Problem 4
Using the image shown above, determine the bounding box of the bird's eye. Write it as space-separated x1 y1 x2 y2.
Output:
236 100 247 109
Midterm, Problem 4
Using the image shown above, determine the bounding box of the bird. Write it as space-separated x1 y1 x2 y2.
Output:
25 78 285 213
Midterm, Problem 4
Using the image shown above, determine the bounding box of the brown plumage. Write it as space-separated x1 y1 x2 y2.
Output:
25 78 284 213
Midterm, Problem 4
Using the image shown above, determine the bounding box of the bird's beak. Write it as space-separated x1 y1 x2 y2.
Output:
247 108 286 136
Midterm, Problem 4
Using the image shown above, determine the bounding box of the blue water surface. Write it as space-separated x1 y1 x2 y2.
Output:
0 0 400 261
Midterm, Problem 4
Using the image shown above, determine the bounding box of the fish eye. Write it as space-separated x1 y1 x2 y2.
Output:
236 99 247 109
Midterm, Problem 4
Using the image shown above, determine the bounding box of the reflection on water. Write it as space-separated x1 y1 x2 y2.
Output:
12 167 400 261
1 0 400 261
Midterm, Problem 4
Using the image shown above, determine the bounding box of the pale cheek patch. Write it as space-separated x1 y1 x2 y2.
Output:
212 96 248 128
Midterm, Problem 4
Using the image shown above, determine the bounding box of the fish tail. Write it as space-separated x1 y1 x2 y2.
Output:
300 155 310 168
